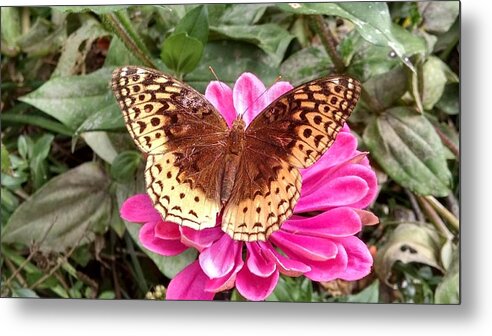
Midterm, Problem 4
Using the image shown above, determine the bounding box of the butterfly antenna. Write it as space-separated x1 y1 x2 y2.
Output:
240 75 283 118
208 66 228 96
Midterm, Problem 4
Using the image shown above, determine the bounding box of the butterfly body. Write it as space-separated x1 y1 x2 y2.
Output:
112 66 361 242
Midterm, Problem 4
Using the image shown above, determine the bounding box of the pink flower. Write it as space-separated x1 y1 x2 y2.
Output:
120 73 379 301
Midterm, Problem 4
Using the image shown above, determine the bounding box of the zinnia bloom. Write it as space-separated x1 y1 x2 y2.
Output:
120 73 379 301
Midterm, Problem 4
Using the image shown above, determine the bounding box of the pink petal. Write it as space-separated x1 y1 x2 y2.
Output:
166 260 215 300
154 221 181 240
283 207 362 238
265 81 293 103
304 243 349 282
299 151 379 212
205 81 236 128
205 246 244 293
336 236 373 281
245 242 276 277
120 194 162 223
270 231 338 261
233 72 268 126
180 226 223 251
139 222 188 256
296 176 369 212
260 241 310 276
236 265 279 301
199 234 241 279
344 168 378 210
354 209 380 226
301 132 358 183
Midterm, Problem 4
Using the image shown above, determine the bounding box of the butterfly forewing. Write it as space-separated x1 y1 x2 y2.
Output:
246 76 361 168
112 66 229 229
222 75 361 241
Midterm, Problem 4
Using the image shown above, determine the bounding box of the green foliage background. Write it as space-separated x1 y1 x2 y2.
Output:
1 2 459 303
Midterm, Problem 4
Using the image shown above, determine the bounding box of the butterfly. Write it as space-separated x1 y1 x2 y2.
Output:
111 66 361 242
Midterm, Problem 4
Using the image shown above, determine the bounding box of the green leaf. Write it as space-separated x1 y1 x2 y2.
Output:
1 142 12 175
211 24 294 67
0 112 74 136
341 24 425 81
267 276 317 302
186 40 279 92
11 287 39 298
115 174 197 279
363 107 452 196
18 135 32 160
19 67 115 130
109 201 126 238
435 248 460 304
186 40 278 92
104 36 144 67
76 103 125 134
1 187 19 216
375 223 444 285
16 18 66 58
51 19 109 78
53 6 131 14
1 7 21 56
278 2 410 67
422 56 449 110
340 280 380 303
161 32 204 75
30 134 55 190
230 289 247 301
81 132 118 164
362 65 408 110
2 162 112 252
218 4 269 25
433 18 459 55
111 151 142 182
175 5 209 45
280 45 334 85
435 83 459 115
418 1 460 34
98 290 116 299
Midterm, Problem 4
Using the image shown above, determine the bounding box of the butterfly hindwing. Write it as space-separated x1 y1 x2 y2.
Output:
222 76 361 241
222 156 301 241
112 66 229 229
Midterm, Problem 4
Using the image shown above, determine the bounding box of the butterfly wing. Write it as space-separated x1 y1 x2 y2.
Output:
222 76 361 241
112 66 229 229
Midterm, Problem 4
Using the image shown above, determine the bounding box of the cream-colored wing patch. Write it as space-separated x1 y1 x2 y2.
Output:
221 160 301 242
146 153 221 229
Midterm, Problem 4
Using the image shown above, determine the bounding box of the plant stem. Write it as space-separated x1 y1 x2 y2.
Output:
4 258 28 287
310 15 383 114
102 11 156 69
29 233 84 290
417 195 454 240
311 15 345 73
424 195 460 231
434 126 459 159
4 220 57 287
124 232 148 294
404 189 425 222
21 7 30 34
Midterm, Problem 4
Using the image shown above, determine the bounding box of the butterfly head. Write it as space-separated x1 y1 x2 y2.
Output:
231 115 246 132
